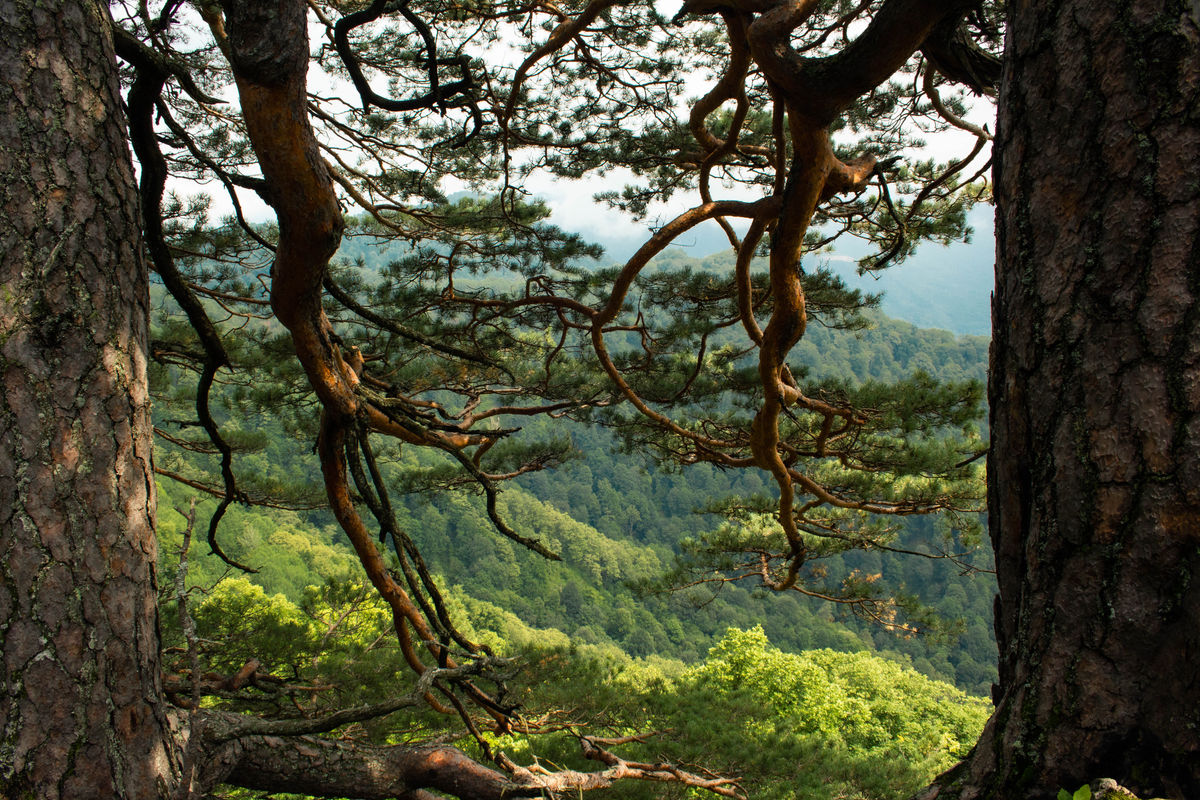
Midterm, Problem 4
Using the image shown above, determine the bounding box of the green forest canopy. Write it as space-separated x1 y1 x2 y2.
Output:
153 244 998 798
126 0 1004 794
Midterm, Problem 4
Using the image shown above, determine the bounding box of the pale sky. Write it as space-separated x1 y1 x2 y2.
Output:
173 10 995 277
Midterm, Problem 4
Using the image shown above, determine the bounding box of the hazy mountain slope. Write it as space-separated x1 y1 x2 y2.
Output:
574 206 995 336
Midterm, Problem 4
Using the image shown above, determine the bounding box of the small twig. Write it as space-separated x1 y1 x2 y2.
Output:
954 447 988 468
210 658 510 743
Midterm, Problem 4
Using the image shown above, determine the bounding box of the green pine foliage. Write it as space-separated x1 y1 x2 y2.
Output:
119 0 1012 792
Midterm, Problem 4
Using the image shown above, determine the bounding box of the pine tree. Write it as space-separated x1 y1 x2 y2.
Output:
12 0 1196 795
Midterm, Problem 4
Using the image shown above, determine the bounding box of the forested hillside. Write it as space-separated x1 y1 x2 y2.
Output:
152 254 998 697
152 328 993 690
155 483 990 800
149 287 996 798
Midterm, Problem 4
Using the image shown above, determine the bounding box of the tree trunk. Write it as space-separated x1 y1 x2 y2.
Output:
0 0 176 795
956 1 1200 797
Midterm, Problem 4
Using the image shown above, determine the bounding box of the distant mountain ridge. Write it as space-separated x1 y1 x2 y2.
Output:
818 206 995 337
569 206 996 337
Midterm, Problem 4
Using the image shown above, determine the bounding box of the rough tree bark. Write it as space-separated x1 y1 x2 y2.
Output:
0 0 176 795
942 1 1200 798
